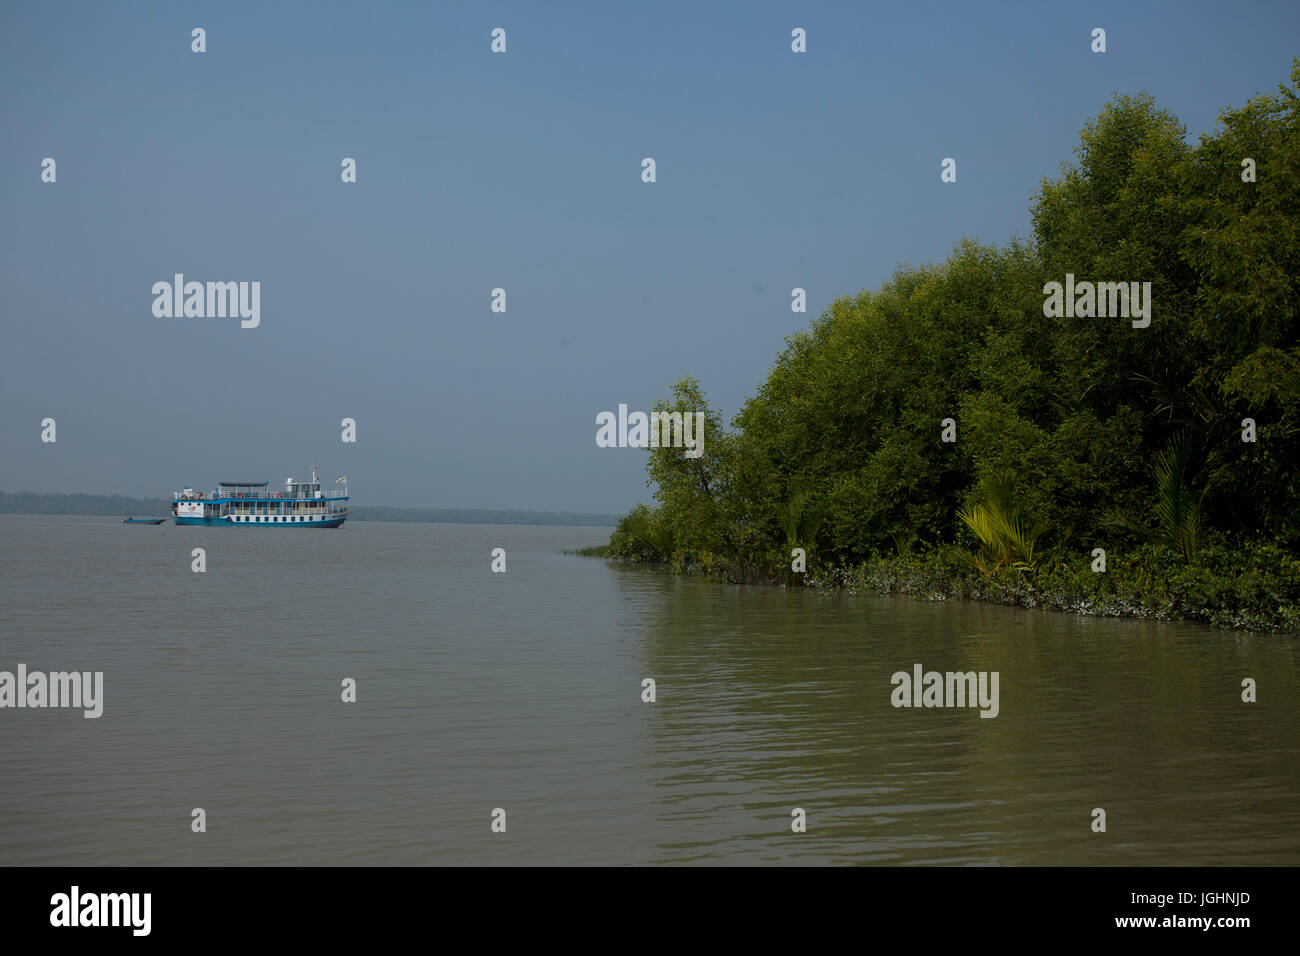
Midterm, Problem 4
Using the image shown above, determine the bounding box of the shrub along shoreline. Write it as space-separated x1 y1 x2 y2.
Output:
587 540 1299 632
811 542 1299 632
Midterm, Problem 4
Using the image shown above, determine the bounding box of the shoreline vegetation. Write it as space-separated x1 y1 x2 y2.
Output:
0 492 619 529
597 64 1300 633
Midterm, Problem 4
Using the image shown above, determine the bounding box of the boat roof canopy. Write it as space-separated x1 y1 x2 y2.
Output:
219 481 268 487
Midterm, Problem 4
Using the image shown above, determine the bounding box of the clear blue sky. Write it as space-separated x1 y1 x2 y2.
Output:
2 1 1296 512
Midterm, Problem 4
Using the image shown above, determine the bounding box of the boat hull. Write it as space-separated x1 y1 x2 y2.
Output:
172 515 347 528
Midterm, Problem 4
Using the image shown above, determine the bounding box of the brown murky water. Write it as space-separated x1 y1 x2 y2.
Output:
1 515 1296 864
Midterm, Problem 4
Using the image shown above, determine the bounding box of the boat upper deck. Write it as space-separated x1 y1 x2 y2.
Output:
175 475 347 501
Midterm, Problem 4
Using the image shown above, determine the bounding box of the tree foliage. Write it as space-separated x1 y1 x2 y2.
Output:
607 63 1300 620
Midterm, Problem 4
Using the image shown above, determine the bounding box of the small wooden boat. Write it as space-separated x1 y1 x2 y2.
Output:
123 517 166 524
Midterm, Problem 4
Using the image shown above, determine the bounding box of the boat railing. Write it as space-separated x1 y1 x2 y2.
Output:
175 490 345 501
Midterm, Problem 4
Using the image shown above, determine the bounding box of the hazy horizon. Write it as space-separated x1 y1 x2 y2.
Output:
0 479 621 516
0 489 620 524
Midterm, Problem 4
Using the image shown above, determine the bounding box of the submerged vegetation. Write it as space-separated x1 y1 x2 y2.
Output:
602 63 1300 631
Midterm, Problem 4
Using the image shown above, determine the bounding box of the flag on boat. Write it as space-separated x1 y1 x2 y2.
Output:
336 477 347 483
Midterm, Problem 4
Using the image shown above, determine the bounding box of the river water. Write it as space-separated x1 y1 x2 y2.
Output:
1 515 1296 865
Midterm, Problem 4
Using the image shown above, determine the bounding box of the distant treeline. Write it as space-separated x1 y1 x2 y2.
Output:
349 506 617 527
0 492 172 515
0 492 617 527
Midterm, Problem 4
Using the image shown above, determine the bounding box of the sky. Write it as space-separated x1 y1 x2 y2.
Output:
2 1 1297 513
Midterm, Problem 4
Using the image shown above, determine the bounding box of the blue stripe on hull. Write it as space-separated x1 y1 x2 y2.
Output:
172 516 347 527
